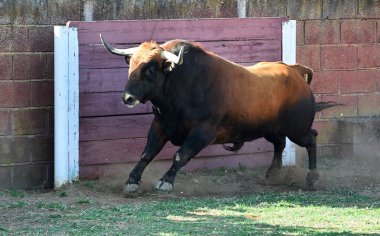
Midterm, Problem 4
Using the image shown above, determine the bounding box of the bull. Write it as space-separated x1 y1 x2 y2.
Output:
100 36 320 194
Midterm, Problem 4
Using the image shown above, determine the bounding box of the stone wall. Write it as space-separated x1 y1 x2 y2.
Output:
0 0 379 189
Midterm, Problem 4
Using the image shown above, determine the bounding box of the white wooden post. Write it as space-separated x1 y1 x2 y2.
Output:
54 26 79 188
68 27 79 182
282 20 297 166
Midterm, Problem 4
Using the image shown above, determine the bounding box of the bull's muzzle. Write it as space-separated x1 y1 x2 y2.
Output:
122 93 140 108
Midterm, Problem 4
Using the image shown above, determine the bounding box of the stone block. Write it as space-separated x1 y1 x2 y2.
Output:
247 0 287 17
322 0 359 19
340 70 377 94
0 55 13 80
341 20 376 44
12 164 49 189
287 0 322 20
311 71 339 94
0 167 12 189
297 45 321 70
13 54 46 80
0 111 11 135
358 93 380 117
321 46 357 70
0 82 31 108
305 20 340 45
31 81 53 106
358 45 380 68
319 95 358 119
0 137 30 164
30 136 53 162
12 109 48 135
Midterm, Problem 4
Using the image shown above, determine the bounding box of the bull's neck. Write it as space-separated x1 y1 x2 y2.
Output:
149 79 175 115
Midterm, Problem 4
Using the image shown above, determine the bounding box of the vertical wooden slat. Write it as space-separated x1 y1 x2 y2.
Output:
54 26 69 188
282 20 297 166
67 18 291 179
68 27 79 182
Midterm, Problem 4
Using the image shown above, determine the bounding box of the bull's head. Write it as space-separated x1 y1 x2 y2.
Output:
100 34 184 108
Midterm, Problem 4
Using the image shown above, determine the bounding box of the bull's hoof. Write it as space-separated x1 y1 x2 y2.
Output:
306 169 319 191
155 180 173 191
265 165 281 179
123 183 140 195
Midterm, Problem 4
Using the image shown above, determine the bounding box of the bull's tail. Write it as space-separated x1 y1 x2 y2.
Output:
315 101 342 112
289 64 313 84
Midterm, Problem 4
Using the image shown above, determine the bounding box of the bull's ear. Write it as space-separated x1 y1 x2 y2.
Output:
162 61 175 74
125 56 131 65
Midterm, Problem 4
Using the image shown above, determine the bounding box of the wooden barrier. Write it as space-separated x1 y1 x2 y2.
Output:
55 18 295 183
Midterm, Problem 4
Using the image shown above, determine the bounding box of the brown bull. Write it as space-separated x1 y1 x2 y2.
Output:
100 36 319 194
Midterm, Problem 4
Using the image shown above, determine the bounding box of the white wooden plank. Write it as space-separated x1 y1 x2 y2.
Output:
282 20 297 166
68 27 79 182
54 26 69 188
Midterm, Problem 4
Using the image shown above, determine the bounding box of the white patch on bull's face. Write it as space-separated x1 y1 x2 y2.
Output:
122 93 140 108
175 153 180 162
123 183 139 194
155 180 173 191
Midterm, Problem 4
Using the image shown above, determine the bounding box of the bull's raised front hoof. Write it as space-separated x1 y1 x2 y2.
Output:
155 180 173 191
306 169 319 191
123 183 140 196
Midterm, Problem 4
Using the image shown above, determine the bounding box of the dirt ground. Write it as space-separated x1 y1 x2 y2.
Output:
1 149 379 207
1 148 380 235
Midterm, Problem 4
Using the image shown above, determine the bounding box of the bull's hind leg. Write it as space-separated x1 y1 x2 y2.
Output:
265 134 286 178
155 125 216 191
289 129 319 190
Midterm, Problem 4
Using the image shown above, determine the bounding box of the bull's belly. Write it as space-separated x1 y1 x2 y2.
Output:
214 125 267 144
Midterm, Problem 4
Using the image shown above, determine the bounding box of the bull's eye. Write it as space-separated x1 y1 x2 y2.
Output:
146 67 156 76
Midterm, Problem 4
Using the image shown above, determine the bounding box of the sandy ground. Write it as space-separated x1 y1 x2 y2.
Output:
1 149 379 208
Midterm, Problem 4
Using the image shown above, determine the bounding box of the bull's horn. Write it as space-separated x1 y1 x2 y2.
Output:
161 46 184 65
100 34 139 56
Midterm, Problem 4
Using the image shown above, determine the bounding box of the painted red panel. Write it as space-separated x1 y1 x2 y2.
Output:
79 114 153 141
74 18 286 176
68 18 286 44
79 137 273 165
79 153 273 180
79 68 129 93
79 92 152 117
80 39 281 69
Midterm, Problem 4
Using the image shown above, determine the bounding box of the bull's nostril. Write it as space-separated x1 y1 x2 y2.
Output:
122 93 140 108
126 96 134 104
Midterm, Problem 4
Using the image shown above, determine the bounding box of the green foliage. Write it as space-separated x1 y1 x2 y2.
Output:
76 198 93 205
3 189 379 235
37 202 67 211
9 190 25 198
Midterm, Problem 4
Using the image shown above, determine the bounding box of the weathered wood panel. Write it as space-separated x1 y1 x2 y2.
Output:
79 114 153 141
79 39 281 69
69 18 286 45
79 152 273 180
72 18 287 179
79 138 273 165
80 92 152 117
79 68 129 93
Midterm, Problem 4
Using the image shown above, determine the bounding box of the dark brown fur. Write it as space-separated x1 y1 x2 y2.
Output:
105 39 320 193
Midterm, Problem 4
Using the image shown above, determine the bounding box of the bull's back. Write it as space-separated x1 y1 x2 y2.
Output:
215 61 314 143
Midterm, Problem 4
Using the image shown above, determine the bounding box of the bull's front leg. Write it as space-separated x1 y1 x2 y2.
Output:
123 119 168 195
155 125 217 191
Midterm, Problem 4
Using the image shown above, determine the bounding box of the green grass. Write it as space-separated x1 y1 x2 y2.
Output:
9 189 25 198
37 201 67 210
2 189 379 235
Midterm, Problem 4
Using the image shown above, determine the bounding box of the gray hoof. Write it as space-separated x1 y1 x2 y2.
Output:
306 169 319 190
265 165 281 178
123 183 140 195
155 180 173 191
